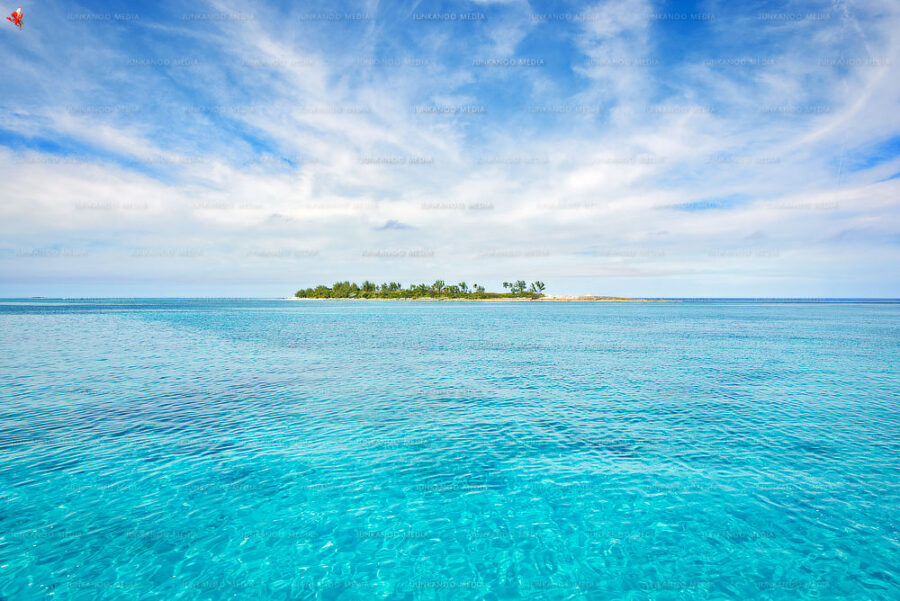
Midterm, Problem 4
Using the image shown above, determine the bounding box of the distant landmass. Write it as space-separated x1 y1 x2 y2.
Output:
291 281 659 301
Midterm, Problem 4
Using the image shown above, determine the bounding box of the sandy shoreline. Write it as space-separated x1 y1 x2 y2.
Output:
281 295 666 302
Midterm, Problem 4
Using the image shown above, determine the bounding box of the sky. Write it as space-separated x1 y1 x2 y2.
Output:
1 0 898 298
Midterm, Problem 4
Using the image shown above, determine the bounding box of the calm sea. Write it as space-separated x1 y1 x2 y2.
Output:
1 299 898 600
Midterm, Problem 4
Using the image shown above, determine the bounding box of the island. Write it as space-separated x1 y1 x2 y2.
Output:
291 281 661 301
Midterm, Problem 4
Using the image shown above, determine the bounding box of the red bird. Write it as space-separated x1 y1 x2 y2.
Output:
7 7 22 29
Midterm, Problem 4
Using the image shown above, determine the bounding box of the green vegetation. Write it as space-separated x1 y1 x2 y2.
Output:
294 280 547 300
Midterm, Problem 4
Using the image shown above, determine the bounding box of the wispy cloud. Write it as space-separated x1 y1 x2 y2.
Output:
1 0 898 297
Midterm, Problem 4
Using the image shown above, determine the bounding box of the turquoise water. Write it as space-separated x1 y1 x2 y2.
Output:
1 299 898 600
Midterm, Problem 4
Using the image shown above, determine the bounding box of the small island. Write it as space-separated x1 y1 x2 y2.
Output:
292 281 662 301
295 280 545 299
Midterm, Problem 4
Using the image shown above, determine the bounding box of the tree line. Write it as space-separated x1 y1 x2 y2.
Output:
295 280 546 299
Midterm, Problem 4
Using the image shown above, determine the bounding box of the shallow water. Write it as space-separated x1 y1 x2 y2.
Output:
1 299 898 600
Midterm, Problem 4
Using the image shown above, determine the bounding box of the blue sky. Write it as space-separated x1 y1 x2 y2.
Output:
1 0 899 297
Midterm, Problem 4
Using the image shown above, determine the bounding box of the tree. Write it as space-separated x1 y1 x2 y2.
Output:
332 281 361 297
295 279 536 299
332 281 349 297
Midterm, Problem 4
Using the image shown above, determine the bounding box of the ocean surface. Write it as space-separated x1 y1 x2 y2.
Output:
1 298 898 600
